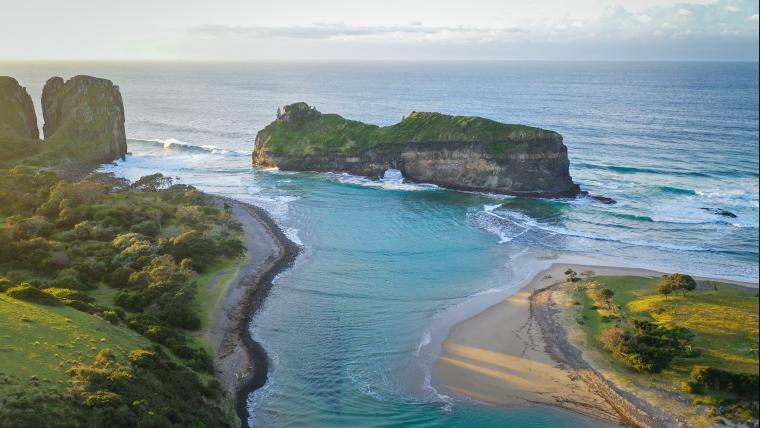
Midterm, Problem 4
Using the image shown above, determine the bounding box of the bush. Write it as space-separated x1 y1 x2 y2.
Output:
48 272 86 290
43 288 93 302
101 310 119 324
129 220 161 237
689 366 759 398
167 231 214 267
5 283 61 305
0 278 12 292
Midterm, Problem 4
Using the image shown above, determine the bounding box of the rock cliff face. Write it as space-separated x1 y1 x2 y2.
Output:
42 75 127 162
254 103 580 197
0 76 39 140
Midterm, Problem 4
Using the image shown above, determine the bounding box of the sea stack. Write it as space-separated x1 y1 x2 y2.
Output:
0 76 40 141
42 75 127 162
253 103 580 197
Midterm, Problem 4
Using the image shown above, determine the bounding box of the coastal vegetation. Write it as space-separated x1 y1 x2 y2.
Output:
259 102 559 157
254 102 580 197
566 274 759 425
0 165 245 426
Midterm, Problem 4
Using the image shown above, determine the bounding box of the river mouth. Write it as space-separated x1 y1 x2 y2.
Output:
8 60 747 427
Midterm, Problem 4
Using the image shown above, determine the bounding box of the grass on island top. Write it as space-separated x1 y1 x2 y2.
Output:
570 275 759 394
258 107 559 158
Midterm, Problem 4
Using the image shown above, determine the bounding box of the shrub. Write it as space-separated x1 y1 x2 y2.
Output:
129 220 161 237
101 310 119 324
48 272 86 290
0 278 12 292
5 283 61 305
43 288 93 302
10 216 53 240
598 327 627 353
689 366 759 398
167 230 214 266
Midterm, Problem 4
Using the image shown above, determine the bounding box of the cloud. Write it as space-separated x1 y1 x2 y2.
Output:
750 13 759 21
638 14 654 23
190 23 527 43
678 8 692 15
725 5 740 12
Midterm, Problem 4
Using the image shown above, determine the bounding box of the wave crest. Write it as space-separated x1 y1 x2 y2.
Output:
129 138 248 156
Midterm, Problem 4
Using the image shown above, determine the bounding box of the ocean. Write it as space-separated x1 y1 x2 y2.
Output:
4 61 758 427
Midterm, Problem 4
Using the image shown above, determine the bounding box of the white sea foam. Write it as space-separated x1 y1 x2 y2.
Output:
324 171 439 191
284 227 303 246
130 137 248 156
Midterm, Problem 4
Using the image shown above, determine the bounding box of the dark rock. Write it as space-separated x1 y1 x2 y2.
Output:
42 75 127 162
590 195 617 204
701 207 737 218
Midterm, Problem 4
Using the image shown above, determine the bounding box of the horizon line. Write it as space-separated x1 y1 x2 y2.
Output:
1 58 759 63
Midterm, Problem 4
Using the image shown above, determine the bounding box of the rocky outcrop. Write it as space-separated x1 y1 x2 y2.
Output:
254 103 580 197
0 76 39 140
0 76 41 160
42 75 127 162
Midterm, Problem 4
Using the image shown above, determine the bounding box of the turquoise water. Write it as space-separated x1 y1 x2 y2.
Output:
4 61 758 426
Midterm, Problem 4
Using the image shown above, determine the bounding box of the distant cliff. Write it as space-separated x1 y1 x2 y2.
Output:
0 77 41 160
253 103 580 197
42 75 127 163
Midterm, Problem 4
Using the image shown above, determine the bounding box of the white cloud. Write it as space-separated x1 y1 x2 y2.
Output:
678 8 692 15
750 13 759 21
725 5 740 12
637 14 654 23
191 23 528 43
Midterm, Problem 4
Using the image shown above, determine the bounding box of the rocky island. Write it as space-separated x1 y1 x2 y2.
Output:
253 103 581 197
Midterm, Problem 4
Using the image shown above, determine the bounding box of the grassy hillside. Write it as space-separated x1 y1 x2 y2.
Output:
0 167 246 427
565 274 758 424
256 102 560 158
0 293 151 388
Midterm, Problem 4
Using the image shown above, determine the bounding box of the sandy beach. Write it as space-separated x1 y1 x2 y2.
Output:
436 261 759 426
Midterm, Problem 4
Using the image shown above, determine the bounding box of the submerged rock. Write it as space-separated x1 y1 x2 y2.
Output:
42 75 127 162
253 103 581 198
0 76 39 140
701 207 737 218
590 195 617 204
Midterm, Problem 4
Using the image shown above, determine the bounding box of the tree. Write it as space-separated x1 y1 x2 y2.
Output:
657 277 673 299
131 173 174 192
564 268 577 282
598 287 615 309
658 273 697 297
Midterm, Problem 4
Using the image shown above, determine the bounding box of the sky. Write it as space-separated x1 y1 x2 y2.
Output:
1 0 758 61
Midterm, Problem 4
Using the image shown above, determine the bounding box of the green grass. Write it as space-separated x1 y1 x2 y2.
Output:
0 293 152 389
256 103 560 159
191 257 243 352
570 275 759 393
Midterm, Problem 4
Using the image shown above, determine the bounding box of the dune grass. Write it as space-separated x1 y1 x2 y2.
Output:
570 275 758 400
